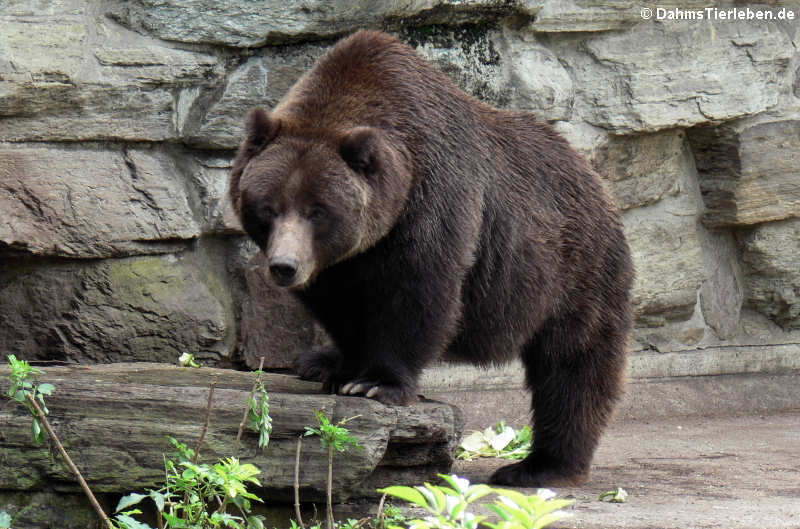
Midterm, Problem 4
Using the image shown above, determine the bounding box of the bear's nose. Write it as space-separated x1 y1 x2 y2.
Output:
269 257 299 286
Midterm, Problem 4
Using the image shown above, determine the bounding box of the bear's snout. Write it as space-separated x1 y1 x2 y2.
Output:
265 213 314 288
268 256 299 286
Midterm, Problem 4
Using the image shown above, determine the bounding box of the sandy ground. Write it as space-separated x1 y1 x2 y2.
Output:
452 411 800 529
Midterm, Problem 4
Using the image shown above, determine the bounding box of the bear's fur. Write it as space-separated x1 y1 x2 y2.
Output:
230 30 634 487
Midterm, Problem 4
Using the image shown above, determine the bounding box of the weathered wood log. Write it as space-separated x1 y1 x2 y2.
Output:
0 363 463 502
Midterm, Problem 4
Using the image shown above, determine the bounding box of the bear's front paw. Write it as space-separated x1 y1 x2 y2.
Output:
293 346 342 382
339 380 419 406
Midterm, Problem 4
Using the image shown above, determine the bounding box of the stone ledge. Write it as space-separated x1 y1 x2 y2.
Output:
419 343 800 392
0 363 462 502
424 372 800 431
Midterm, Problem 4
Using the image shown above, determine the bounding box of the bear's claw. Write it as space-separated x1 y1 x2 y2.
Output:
338 380 418 405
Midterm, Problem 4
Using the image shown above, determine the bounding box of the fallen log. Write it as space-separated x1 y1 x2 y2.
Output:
0 363 463 502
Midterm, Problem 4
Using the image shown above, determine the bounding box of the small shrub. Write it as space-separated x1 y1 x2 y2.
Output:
114 437 266 529
304 411 363 529
5 354 55 444
379 474 572 529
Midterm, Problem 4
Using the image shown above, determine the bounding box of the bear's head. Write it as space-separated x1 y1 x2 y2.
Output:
230 108 413 289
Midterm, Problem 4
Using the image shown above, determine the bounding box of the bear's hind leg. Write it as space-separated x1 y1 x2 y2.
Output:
490 328 627 487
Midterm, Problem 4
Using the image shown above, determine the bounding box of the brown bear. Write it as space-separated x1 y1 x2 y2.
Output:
230 30 634 488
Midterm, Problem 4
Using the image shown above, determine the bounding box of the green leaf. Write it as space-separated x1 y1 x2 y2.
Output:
465 484 493 503
0 511 12 529
532 511 571 529
232 495 252 512
247 515 265 529
210 511 242 525
236 490 261 502
487 504 512 522
161 512 190 528
438 474 470 495
534 498 574 516
491 489 529 510
115 493 147 513
32 418 45 444
505 505 533 527
10 389 25 405
149 490 166 512
37 383 55 395
168 436 195 462
466 514 488 529
429 485 447 513
377 486 429 508
416 486 438 514
114 513 156 529
246 384 272 451
450 499 469 520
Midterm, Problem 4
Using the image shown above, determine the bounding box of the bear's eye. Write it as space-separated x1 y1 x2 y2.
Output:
260 206 277 221
241 205 274 250
308 205 328 221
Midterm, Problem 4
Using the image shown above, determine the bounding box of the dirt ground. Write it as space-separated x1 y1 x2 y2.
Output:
452 411 800 529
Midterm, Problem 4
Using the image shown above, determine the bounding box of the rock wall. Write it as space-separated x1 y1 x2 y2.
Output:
2 1 799 370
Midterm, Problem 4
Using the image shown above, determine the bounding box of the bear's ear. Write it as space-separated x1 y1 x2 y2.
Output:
230 109 280 216
340 126 383 176
244 108 280 151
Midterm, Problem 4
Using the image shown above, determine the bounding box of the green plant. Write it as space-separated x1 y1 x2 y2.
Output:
0 505 35 529
304 411 361 454
377 505 409 529
114 437 266 529
379 475 572 529
4 355 114 529
4 356 274 529
5 354 54 444
456 423 532 461
336 519 363 529
483 488 573 529
113 368 274 529
246 376 271 451
304 411 362 529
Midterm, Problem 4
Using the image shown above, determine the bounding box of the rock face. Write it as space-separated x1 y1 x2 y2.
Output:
0 6 798 379
565 20 793 133
739 219 800 330
689 120 800 228
104 0 527 47
0 145 199 258
0 254 235 364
